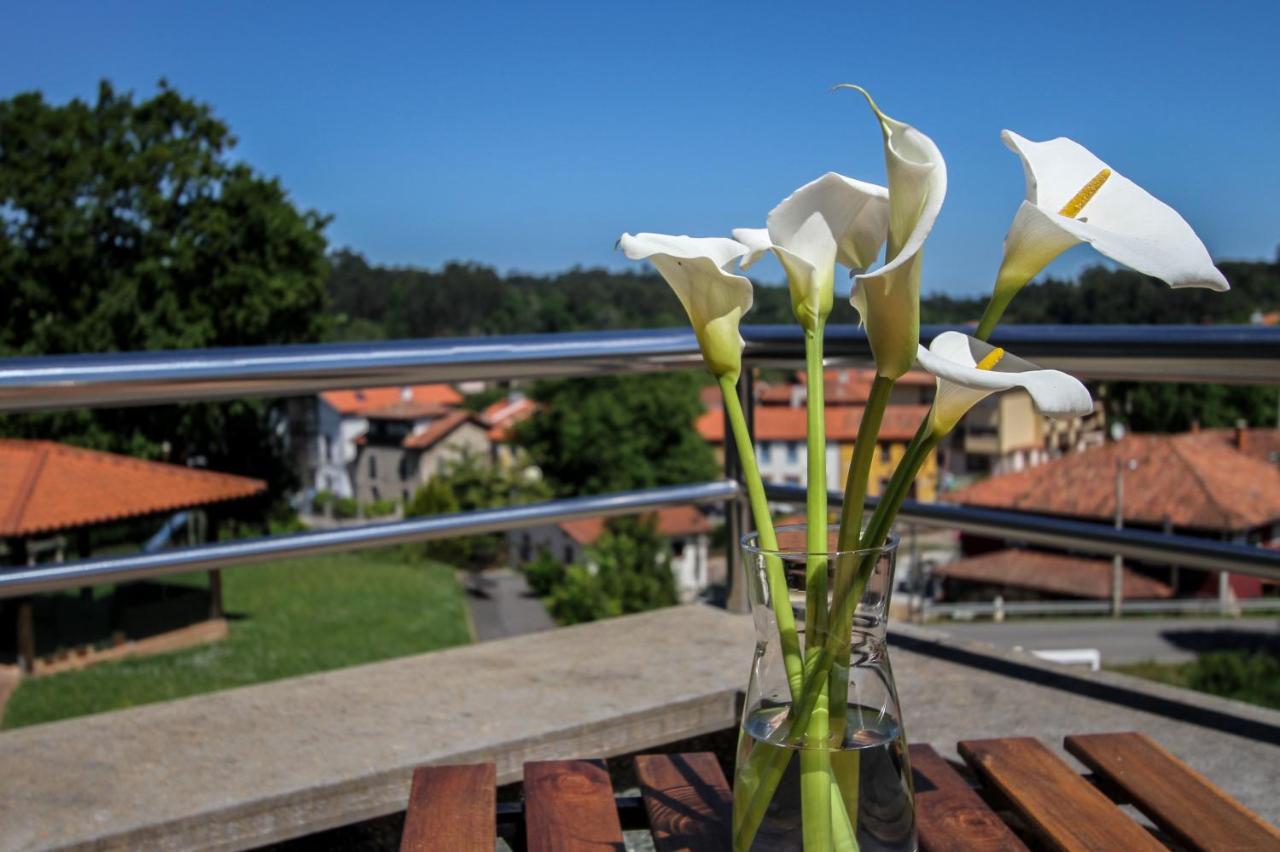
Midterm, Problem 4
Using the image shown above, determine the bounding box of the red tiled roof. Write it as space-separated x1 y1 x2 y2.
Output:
559 506 712 545
402 410 478 450
321 384 462 415
696 404 930 444
945 431 1280 531
758 368 934 407
0 440 266 537
935 548 1174 599
1207 427 1280 465
481 395 537 441
361 400 451 421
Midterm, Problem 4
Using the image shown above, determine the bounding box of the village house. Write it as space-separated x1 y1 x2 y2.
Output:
353 402 491 505
289 384 463 500
0 439 265 672
697 402 939 501
508 506 713 602
480 392 537 470
938 427 1280 604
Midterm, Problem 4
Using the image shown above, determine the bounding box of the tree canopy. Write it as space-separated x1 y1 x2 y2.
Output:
0 81 331 504
515 372 719 497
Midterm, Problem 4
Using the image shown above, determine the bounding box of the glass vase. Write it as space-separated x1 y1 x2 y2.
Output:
734 524 916 852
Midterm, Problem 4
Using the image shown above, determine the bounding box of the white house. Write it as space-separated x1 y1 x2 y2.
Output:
291 384 463 499
509 506 713 602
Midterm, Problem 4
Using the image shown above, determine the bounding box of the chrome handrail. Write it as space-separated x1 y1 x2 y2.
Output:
1 325 1278 602
1 324 1277 413
0 481 738 599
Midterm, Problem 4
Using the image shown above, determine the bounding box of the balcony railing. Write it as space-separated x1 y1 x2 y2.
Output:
1 324 1279 605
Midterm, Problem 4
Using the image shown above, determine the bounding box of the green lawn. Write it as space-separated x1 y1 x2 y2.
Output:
1110 649 1280 711
3 550 471 729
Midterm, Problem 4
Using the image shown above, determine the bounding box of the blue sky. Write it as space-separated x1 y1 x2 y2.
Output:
3 1 1277 295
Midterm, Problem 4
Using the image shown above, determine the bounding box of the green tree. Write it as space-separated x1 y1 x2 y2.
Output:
404 449 549 568
541 516 677 625
0 80 331 504
515 372 718 497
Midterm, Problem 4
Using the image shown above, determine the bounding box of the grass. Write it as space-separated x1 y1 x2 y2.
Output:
1110 649 1280 711
2 549 471 729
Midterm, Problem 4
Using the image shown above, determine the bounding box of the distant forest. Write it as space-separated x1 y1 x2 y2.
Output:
326 248 1280 340
326 250 1280 432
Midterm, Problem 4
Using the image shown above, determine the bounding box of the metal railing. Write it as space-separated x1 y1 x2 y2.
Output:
1 324 1279 603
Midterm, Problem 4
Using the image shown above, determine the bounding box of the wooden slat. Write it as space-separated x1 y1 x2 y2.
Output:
635 752 732 851
400 763 495 852
1065 732 1280 851
908 744 1028 852
958 737 1164 852
524 759 625 851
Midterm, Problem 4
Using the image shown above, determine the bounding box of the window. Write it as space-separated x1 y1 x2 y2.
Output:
785 441 799 464
399 456 413 481
368 455 377 478
563 545 574 563
880 443 891 463
372 485 381 501
759 442 772 463
403 488 411 503
878 477 890 495
785 474 801 485
322 435 333 462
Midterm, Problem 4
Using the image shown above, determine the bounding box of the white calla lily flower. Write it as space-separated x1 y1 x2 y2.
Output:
732 172 889 332
840 86 947 380
619 232 753 381
916 330 1093 436
982 132 1228 335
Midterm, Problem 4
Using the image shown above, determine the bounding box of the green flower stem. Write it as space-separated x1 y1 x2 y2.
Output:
800 680 832 851
734 431 942 851
826 373 893 844
975 286 1016 341
802 327 831 852
719 374 804 699
803 327 829 638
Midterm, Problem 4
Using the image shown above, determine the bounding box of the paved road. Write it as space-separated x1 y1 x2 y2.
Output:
463 568 555 641
937 616 1280 665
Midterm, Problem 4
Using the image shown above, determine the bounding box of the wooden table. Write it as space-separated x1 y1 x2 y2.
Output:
398 731 1280 851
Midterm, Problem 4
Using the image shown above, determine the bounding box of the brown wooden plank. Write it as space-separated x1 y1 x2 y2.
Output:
524 759 625 851
1065 732 1280 851
400 763 495 852
958 737 1164 852
909 744 1028 852
635 752 732 851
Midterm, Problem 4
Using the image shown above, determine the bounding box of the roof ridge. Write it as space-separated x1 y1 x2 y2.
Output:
1166 435 1237 528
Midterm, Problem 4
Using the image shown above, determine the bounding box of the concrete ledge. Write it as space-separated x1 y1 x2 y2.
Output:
3 606 1278 850
0 605 752 852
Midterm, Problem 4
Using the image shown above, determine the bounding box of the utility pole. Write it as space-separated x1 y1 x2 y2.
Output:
1112 458 1138 617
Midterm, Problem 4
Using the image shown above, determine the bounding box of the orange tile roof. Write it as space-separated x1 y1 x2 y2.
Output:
321 384 462 415
481 395 537 442
401 410 478 450
945 431 1280 531
758 369 935 406
559 505 712 545
696 404 930 444
935 548 1174 599
0 440 266 538
360 399 451 421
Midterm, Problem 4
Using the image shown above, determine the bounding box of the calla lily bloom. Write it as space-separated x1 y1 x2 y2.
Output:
839 86 947 381
618 232 753 381
984 132 1229 334
732 172 890 332
916 331 1093 436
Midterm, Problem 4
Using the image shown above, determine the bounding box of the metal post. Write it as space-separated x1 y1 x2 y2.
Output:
724 369 755 614
1113 458 1137 617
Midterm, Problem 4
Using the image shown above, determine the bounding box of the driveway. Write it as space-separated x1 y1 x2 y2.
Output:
463 568 556 641
936 616 1280 665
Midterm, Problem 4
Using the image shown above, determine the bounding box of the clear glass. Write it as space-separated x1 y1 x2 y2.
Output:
734 525 916 852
